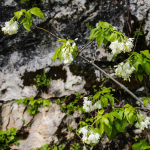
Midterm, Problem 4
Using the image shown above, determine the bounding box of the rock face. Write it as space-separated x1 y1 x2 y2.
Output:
0 0 150 149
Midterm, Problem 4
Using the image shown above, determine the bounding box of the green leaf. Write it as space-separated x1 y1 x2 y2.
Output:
52 47 61 62
43 100 49 107
93 92 101 101
101 22 110 28
72 49 76 59
101 96 108 108
99 121 104 136
90 28 98 39
137 74 143 82
57 50 63 62
40 144 49 150
114 119 128 132
14 9 26 21
133 53 143 71
58 39 66 42
104 124 112 138
111 111 122 120
109 33 117 42
96 32 104 48
29 7 45 20
141 50 150 59
143 60 150 75
132 140 150 150
108 125 118 141
23 17 33 32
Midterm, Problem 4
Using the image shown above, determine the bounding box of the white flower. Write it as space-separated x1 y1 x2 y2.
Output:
113 26 117 30
75 38 78 41
79 126 88 135
109 38 134 55
115 62 135 81
61 41 77 64
79 126 100 144
88 132 100 144
135 116 150 130
2 20 18 35
83 97 102 112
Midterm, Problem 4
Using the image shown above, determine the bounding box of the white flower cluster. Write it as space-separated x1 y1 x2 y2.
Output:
83 97 102 112
62 41 76 64
115 62 135 81
135 115 150 130
109 38 134 55
79 126 100 144
2 20 18 35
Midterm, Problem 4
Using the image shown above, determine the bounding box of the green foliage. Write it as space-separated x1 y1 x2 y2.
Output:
30 144 50 150
93 86 115 108
133 27 143 38
34 72 52 87
70 143 81 150
20 0 29 4
52 39 78 62
130 50 150 82
14 7 45 31
55 93 84 115
0 127 19 150
132 140 150 150
89 22 127 48
141 97 150 107
92 104 139 141
15 97 49 115
85 23 93 30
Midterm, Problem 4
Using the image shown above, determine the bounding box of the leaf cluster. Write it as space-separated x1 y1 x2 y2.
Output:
141 97 150 107
92 104 138 141
93 86 115 108
131 50 150 82
55 93 84 115
52 39 78 62
90 22 127 48
14 7 45 31
15 97 49 115
132 140 150 150
0 127 19 150
34 72 52 87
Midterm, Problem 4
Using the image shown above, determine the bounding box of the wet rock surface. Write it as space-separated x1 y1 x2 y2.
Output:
0 0 150 149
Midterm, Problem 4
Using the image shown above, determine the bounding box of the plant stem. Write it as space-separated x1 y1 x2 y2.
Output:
76 38 95 56
78 55 144 106
33 23 60 39
49 20 64 39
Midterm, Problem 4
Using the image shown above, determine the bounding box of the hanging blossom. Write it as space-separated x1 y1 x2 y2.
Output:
135 115 150 130
114 62 135 81
62 40 77 64
83 97 102 112
79 126 100 144
2 20 18 35
109 38 134 55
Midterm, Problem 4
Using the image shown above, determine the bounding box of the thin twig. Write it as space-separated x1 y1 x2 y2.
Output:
144 79 149 97
49 20 64 39
133 21 143 52
77 38 95 56
78 55 145 106
33 23 60 39
135 107 149 111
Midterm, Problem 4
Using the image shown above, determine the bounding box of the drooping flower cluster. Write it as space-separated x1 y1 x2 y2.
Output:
2 20 18 35
62 41 76 64
83 97 102 112
79 126 100 144
109 38 134 55
115 62 135 81
135 115 150 130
